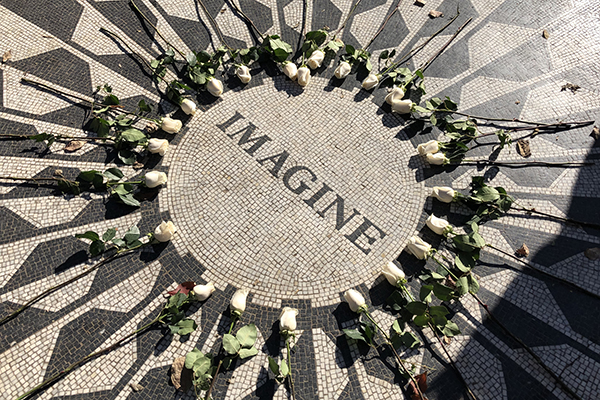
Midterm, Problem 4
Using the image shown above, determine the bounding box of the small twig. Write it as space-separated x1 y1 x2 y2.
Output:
365 0 403 50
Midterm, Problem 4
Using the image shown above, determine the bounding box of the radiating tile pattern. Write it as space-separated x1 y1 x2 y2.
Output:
0 0 599 399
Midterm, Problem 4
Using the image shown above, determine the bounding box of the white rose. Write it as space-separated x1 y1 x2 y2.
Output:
180 99 197 115
417 140 439 156
207 77 224 97
236 65 252 84
193 282 215 301
334 61 351 79
343 289 367 313
426 152 447 165
154 221 176 242
147 138 169 156
160 117 182 134
144 171 167 188
307 50 325 69
385 86 405 105
230 288 250 316
382 261 405 287
297 66 311 87
431 186 456 203
426 214 451 236
279 307 299 332
283 62 298 80
406 236 432 260
362 73 379 90
391 99 413 114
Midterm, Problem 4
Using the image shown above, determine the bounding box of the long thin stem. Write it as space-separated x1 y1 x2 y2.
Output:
365 0 403 50
286 337 297 400
436 108 594 126
363 311 425 400
399 285 478 400
510 205 600 230
129 0 187 60
458 160 593 167
195 0 233 51
475 120 594 138
485 243 600 300
227 0 265 40
204 314 239 400
333 0 364 38
0 175 78 185
15 313 163 400
0 133 114 143
421 17 472 71
471 294 582 400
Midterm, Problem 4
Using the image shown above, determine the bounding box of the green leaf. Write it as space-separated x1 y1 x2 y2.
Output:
103 168 123 182
433 282 455 301
280 359 289 377
474 186 500 202
120 128 147 143
112 183 131 195
222 334 241 355
90 117 111 137
236 324 257 348
379 50 389 60
127 239 143 249
92 173 105 190
75 231 100 241
117 149 136 165
78 170 101 182
413 315 430 327
305 30 328 46
433 315 448 327
238 346 258 359
365 58 373 72
102 228 116 242
171 319 197 335
112 238 126 248
430 114 438 126
167 292 187 309
193 355 212 375
392 318 405 334
387 290 407 311
343 328 367 343
102 94 120 106
185 348 203 369
467 274 480 294
455 276 469 296
117 193 140 207
442 321 461 337
123 225 140 244
401 331 421 349
268 356 280 376
429 305 449 317
89 240 105 256
405 301 428 316
186 52 197 66
345 44 355 55
419 284 434 303
413 105 429 113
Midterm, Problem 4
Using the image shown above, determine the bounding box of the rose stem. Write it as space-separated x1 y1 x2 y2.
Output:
286 337 297 400
226 0 265 40
362 311 426 400
195 0 234 52
399 285 478 400
364 0 403 51
430 254 582 400
484 243 600 301
0 133 113 143
457 160 594 167
420 17 472 72
129 0 187 60
332 0 365 39
475 120 595 139
509 204 600 230
0 242 148 326
15 308 164 400
204 315 238 400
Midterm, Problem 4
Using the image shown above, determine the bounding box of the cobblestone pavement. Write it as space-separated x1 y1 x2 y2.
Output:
1 0 599 399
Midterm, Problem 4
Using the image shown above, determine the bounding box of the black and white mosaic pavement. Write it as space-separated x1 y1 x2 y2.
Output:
1 0 600 399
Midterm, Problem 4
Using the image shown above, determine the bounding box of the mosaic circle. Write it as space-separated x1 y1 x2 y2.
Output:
165 76 426 306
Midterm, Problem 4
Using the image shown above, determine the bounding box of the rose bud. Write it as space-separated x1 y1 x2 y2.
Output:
180 99 197 115
385 86 405 105
417 140 440 156
343 289 367 313
382 261 406 287
207 77 224 97
236 65 252 84
230 288 250 316
391 99 413 114
160 117 182 134
297 66 311 87
431 186 457 203
193 282 215 301
307 50 325 69
154 221 176 242
406 236 432 260
426 152 447 165
147 138 169 156
361 73 379 90
426 214 451 236
144 171 167 188
279 307 299 333
283 62 298 81
334 61 352 79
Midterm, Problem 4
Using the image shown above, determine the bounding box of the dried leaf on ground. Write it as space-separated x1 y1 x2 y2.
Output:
561 83 580 93
591 126 600 140
409 372 429 400
167 281 196 295
414 0 426 6
542 29 550 39
64 140 85 152
2 50 12 63
429 10 443 18
170 356 193 392
132 161 144 169
516 244 530 257
584 247 600 261
516 139 531 158
129 383 143 392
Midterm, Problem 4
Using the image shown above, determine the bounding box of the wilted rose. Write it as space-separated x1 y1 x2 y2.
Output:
417 140 439 156
193 282 215 301
154 221 176 242
207 77 224 97
236 65 252 84
147 138 169 156
385 87 405 105
361 73 379 90
426 152 447 165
